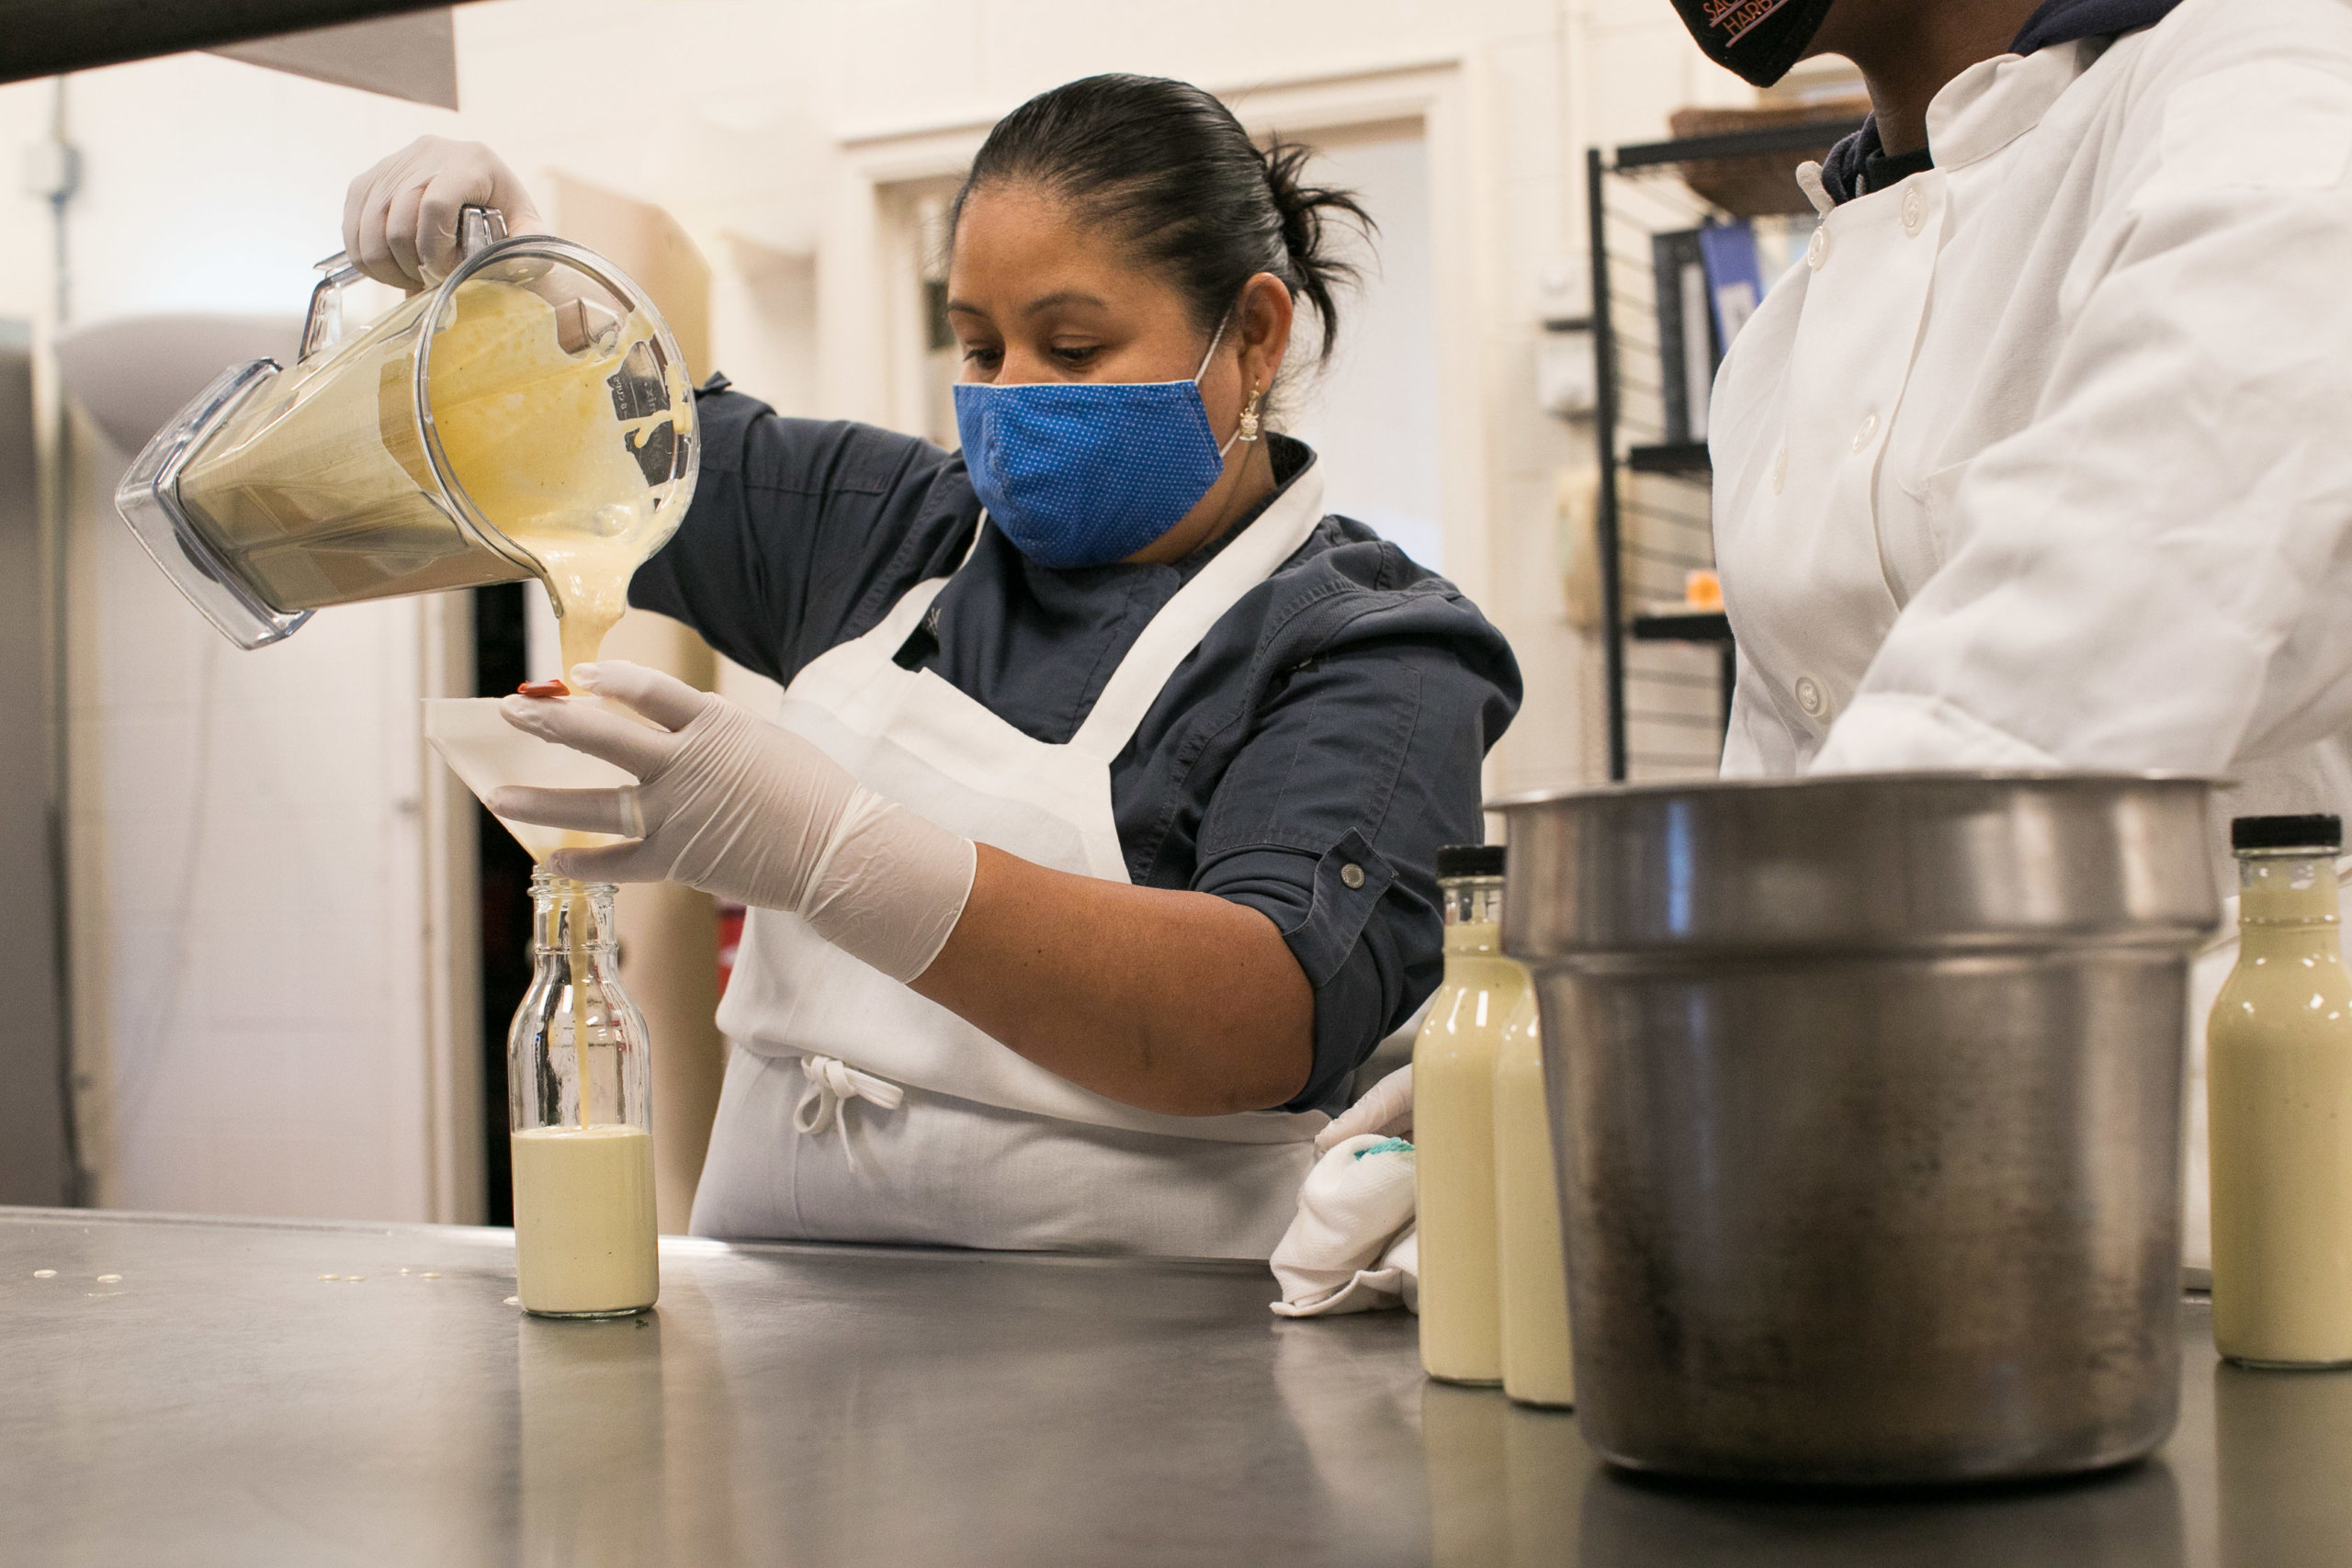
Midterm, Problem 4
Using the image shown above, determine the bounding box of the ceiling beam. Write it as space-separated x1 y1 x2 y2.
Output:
210 8 458 108
0 0 474 86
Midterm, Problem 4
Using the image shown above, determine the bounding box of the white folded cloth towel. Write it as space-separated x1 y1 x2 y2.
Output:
1271 1096 1421 1317
1271 1134 1419 1316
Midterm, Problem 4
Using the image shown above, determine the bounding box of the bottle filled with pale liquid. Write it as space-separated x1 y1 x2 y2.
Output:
509 871 660 1317
1493 987 1573 1407
2209 813 2352 1367
1417 844 1530 1385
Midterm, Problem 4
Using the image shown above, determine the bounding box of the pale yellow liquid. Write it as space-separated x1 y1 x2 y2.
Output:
1492 989 1573 1407
424 281 673 672
510 1124 659 1316
2209 860 2352 1366
1416 919 1529 1385
179 276 677 671
563 885 595 1130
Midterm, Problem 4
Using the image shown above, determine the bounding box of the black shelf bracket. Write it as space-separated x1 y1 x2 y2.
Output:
1627 442 1713 478
1587 145 1630 783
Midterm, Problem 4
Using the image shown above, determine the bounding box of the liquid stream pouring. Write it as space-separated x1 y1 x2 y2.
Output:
116 207 699 1315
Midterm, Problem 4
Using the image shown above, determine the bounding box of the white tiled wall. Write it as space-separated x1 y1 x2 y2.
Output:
0 0 1744 1220
64 428 435 1218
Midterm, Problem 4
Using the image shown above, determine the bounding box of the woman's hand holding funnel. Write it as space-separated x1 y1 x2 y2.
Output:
493 662 976 984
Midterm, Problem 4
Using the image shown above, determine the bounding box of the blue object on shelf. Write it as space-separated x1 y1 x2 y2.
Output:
1697 221 1765 352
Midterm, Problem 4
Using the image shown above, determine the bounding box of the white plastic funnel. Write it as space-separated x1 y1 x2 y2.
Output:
424 697 634 863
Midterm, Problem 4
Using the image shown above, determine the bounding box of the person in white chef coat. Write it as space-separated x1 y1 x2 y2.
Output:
343 77 1520 1261
1666 0 2352 1266
1679 0 2352 818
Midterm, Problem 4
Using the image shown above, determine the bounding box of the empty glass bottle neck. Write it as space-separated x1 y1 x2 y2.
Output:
1439 874 1506 956
1440 874 1504 928
529 870 619 950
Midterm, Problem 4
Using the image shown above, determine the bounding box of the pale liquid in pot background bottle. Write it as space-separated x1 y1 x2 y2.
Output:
1492 988 1573 1407
2208 848 2352 1366
1416 884 1529 1385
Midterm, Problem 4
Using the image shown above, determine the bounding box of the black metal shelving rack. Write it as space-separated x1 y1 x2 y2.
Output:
1585 120 1862 781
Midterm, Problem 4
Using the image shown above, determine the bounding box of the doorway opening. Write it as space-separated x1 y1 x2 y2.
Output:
471 581 533 1224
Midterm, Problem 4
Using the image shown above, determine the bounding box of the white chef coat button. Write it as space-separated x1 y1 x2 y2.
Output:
1771 446 1789 494
1340 863 1366 890
1806 226 1828 269
1794 676 1828 718
1902 186 1927 237
1852 412 1879 451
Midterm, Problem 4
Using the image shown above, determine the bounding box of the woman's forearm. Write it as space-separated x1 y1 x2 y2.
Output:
910 845 1314 1117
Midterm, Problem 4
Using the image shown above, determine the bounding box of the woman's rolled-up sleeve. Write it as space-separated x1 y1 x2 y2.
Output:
1193 578 1521 1113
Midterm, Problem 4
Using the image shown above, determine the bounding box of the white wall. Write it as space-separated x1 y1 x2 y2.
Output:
0 0 1747 1221
1284 130 1446 572
63 423 441 1218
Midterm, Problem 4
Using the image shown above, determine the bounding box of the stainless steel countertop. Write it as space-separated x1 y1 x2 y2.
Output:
2 1206 2346 1566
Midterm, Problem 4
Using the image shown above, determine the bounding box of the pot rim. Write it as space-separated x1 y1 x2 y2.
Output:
1488 769 2222 815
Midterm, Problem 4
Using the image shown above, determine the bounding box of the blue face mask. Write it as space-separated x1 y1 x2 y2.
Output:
953 322 1245 570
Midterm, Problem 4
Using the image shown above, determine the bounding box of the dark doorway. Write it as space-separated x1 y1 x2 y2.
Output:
472 581 535 1224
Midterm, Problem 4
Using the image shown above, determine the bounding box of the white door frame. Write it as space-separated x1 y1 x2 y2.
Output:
819 56 1494 606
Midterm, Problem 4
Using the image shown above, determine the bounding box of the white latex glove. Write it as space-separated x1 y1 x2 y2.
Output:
1315 1064 1411 1154
492 661 977 985
342 136 545 290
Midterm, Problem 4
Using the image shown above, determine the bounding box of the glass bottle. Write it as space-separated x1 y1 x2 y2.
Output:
2208 814 2352 1366
1493 987 1574 1407
1417 844 1530 1385
508 870 659 1317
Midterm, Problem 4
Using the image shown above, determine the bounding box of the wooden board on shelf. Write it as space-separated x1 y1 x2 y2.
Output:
1663 103 1871 217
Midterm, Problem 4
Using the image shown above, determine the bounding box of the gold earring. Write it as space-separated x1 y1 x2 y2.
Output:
1238 386 1263 444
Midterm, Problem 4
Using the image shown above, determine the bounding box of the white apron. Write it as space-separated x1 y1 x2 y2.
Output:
691 468 1332 1258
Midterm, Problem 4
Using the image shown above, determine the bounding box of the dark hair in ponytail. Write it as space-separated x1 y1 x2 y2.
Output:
950 73 1374 364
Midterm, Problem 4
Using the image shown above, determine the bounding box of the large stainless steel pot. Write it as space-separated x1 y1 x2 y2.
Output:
1496 773 2218 1486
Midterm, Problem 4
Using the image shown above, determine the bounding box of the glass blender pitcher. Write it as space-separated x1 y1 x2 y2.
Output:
116 207 698 649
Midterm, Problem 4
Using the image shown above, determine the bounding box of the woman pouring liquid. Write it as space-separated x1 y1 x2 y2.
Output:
344 77 1520 1258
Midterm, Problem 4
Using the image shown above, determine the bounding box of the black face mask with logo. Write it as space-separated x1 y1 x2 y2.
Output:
1668 0 1841 87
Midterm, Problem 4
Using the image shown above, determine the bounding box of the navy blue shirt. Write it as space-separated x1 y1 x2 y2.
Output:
630 382 1521 1112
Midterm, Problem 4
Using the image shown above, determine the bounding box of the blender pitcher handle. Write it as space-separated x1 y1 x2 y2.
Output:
298 205 511 363
456 204 509 256
299 255 368 363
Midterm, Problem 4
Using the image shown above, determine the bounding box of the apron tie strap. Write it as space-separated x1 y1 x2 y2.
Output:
793 1055 906 1157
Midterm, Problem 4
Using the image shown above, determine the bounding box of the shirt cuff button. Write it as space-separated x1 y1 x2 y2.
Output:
1340 863 1366 890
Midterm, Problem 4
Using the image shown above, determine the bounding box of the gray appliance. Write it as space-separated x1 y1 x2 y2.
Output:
0 321 70 1206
